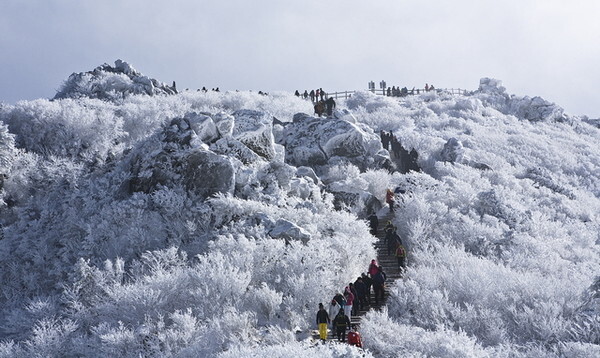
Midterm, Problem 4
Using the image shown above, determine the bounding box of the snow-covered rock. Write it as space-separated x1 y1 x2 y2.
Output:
214 112 235 137
441 137 465 163
127 117 235 198
296 166 321 185
210 136 262 164
477 77 568 122
53 60 177 101
281 114 382 170
232 110 276 160
182 149 235 198
268 219 311 244
508 95 567 122
186 112 219 143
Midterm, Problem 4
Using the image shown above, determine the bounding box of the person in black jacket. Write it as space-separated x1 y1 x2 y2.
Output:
325 97 336 117
316 303 330 341
372 266 387 305
333 310 351 342
354 277 368 310
368 213 378 236
361 273 373 305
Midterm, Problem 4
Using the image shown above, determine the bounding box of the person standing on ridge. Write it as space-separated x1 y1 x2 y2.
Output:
319 87 325 101
309 89 315 103
316 303 330 341
295 90 300 97
314 100 325 117
303 90 308 99
325 97 336 117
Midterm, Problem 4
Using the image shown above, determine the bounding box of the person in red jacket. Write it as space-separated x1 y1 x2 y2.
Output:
347 325 363 348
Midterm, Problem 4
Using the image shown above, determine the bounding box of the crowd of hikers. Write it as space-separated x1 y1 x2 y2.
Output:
315 200 409 347
316 259 389 346
293 88 336 118
384 83 436 97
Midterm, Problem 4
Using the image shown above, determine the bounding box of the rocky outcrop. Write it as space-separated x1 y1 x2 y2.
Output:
280 114 381 170
126 116 235 199
477 77 568 123
53 59 177 101
441 137 465 163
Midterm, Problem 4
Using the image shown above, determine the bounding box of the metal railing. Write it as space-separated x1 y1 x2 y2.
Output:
324 88 470 100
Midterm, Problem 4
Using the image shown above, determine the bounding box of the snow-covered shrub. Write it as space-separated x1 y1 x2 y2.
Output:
0 99 125 163
360 309 491 357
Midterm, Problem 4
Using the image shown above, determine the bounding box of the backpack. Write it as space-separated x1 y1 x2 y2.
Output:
396 245 406 257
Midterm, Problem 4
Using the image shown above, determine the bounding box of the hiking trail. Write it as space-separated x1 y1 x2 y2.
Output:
312 209 403 341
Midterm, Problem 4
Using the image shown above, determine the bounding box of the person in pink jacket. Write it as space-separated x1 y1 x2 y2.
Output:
368 259 379 276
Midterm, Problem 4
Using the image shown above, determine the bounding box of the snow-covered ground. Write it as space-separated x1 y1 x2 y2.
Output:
0 61 598 357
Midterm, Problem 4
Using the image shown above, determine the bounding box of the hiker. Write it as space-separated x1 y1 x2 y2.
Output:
368 259 379 276
380 130 390 151
343 286 354 318
372 266 386 305
385 223 397 255
361 273 373 305
309 89 315 102
333 292 346 308
354 277 368 310
333 310 351 342
408 149 420 172
349 283 359 315
329 299 341 329
303 90 308 99
316 303 330 341
295 90 300 97
348 325 363 348
387 87 392 96
391 136 402 158
368 213 378 236
325 97 336 116
319 88 325 101
314 100 325 117
395 244 407 271
386 188 395 212
425 83 430 92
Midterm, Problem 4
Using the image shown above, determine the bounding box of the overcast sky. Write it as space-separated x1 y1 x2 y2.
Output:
1 0 599 117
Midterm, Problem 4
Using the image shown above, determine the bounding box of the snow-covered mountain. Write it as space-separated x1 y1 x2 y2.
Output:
0 61 598 357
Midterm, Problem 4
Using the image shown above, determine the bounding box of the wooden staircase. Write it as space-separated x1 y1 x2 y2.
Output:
315 209 403 341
